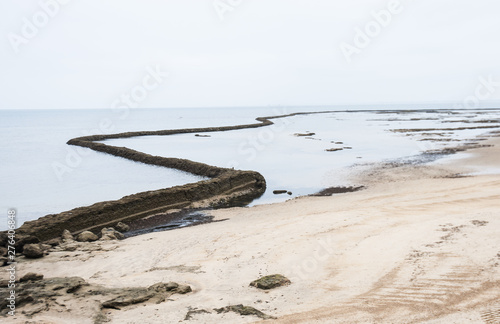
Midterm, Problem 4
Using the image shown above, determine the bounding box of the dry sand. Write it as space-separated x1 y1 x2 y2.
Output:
5 137 500 323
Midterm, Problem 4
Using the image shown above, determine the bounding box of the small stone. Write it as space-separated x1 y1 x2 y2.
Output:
76 231 98 242
23 244 44 259
115 222 130 233
20 272 44 282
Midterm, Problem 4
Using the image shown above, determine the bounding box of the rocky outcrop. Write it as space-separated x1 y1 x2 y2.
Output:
0 276 192 318
9 112 347 242
14 168 265 242
250 274 291 290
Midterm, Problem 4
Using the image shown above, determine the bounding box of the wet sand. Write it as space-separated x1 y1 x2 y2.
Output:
4 137 499 323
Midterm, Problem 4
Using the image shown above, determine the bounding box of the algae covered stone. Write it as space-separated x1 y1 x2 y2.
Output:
249 274 291 290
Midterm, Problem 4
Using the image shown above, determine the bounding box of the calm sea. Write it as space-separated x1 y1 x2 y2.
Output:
1 106 498 230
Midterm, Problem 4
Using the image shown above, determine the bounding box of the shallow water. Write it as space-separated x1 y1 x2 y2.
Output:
1 107 499 229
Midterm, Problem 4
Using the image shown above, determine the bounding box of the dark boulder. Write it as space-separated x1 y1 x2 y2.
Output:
22 244 44 259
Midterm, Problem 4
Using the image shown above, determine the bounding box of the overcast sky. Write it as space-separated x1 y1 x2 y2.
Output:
1 0 500 110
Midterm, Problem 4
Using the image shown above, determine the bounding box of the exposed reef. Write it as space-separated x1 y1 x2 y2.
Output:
13 111 349 242
8 109 500 243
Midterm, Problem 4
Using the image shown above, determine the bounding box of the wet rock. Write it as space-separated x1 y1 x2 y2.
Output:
0 246 6 257
20 273 44 282
61 229 74 241
100 228 124 241
195 134 211 137
76 231 98 242
273 190 288 195
287 191 293 195
250 274 291 290
23 244 44 259
214 304 275 320
115 222 130 233
325 148 343 152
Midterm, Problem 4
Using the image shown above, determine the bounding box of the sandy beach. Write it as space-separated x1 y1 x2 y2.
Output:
3 137 500 323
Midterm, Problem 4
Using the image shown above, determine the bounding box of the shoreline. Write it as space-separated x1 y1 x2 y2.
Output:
9 109 500 243
2 134 499 323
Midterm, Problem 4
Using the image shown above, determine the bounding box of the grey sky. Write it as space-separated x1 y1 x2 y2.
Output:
1 0 499 109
